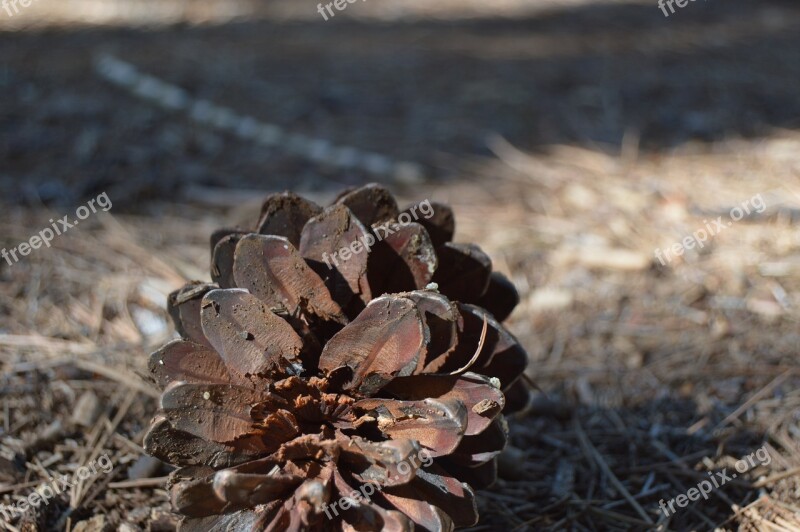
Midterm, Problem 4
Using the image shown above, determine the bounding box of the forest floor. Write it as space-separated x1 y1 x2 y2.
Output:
1 0 800 530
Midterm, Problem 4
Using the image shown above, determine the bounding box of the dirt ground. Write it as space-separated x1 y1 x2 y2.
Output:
1 0 799 530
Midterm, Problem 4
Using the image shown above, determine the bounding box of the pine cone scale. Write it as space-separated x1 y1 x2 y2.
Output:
232 234 348 326
200 289 304 377
318 295 427 395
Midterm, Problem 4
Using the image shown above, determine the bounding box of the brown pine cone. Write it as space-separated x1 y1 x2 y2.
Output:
145 185 529 530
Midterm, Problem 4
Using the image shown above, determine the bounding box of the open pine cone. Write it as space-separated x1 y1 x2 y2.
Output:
145 185 530 530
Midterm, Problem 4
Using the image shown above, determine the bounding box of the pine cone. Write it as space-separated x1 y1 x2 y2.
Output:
145 185 529 530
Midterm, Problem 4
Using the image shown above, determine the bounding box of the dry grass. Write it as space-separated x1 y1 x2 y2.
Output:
439 134 800 530
1 0 799 529
2 133 799 529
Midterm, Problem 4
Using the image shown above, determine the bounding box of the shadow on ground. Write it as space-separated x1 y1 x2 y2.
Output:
1 0 799 210
481 396 774 530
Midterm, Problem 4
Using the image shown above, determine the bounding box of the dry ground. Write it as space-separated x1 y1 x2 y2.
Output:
1 0 799 530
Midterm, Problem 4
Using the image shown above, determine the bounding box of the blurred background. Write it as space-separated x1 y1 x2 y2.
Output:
1 0 799 530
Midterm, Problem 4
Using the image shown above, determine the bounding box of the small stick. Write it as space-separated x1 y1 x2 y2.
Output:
107 476 169 490
752 466 800 488
713 369 793 431
448 315 488 375
572 418 654 525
